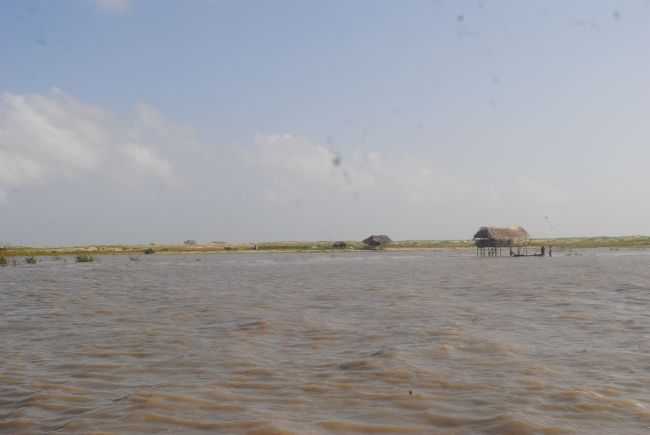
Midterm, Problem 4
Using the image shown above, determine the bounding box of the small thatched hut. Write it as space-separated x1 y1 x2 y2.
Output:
473 226 529 248
362 234 392 248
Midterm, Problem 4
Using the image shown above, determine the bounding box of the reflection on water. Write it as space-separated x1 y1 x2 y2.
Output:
1 251 649 434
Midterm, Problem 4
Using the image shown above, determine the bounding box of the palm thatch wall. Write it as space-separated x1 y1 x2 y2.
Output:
473 226 529 248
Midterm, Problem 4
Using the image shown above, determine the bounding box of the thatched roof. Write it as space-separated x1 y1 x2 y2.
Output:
473 226 529 247
363 234 392 247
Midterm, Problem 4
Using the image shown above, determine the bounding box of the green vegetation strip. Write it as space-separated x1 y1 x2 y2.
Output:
1 236 650 258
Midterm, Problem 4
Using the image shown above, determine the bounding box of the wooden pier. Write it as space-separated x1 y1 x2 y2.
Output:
476 245 552 257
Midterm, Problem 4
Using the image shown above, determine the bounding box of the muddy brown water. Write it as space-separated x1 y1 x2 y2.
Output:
1 250 649 434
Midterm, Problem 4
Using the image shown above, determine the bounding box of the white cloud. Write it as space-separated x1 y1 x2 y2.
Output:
253 134 349 190
0 90 178 202
0 93 581 241
95 0 130 14
250 134 571 203
250 133 471 204
0 149 43 186
123 144 173 180
245 133 574 238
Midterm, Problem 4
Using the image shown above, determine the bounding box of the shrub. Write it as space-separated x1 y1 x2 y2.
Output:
76 254 95 263
0 256 7 266
143 248 155 255
25 256 37 264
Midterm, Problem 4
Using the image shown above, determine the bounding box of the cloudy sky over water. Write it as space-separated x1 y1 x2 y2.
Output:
1 0 650 245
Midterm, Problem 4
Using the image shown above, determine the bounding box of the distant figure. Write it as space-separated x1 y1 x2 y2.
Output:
549 246 552 257
541 246 545 257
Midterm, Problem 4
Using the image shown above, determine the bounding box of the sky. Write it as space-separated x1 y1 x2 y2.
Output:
1 0 650 245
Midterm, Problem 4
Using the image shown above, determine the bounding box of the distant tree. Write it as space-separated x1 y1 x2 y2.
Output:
76 254 95 263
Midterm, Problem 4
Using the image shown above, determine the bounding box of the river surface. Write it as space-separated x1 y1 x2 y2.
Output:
1 250 649 434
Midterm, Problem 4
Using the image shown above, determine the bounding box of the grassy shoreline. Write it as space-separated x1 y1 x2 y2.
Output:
2 236 650 257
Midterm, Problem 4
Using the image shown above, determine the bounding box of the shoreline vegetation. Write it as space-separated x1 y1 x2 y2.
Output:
2 236 650 258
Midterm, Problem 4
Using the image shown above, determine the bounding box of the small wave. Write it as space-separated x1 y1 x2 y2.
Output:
140 413 263 431
370 368 412 385
248 428 301 435
247 421 319 435
224 381 280 390
367 348 395 359
77 349 151 358
233 367 276 378
457 337 523 356
427 326 464 337
421 376 492 391
523 365 559 376
31 381 87 394
553 388 606 402
203 385 246 398
319 420 423 433
0 418 33 431
302 383 330 394
392 397 431 411
420 413 467 427
28 392 93 404
522 378 545 391
432 343 453 357
551 388 650 420
55 362 124 371
478 415 574 435
130 391 244 412
558 311 593 321
236 320 270 334
338 360 377 371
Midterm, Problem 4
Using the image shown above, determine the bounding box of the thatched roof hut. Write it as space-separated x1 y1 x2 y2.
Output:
473 226 529 248
363 234 392 247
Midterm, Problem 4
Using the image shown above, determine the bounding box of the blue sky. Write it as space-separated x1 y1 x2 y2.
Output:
1 0 650 245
